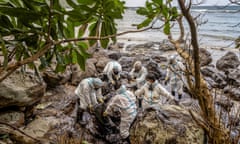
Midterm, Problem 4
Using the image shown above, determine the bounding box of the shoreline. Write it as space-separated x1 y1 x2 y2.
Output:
116 38 240 66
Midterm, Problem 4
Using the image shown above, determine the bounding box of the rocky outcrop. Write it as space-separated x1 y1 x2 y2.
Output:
159 40 175 51
201 66 227 88
199 48 212 66
130 105 204 144
226 68 240 87
118 56 136 71
42 67 71 88
0 72 46 108
216 51 240 72
71 59 98 86
224 86 240 101
0 111 24 127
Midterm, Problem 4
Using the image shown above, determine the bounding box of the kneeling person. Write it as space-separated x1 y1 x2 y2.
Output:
75 77 105 124
135 73 176 110
103 83 137 142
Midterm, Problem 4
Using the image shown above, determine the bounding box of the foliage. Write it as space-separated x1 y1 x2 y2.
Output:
0 0 125 78
136 0 178 34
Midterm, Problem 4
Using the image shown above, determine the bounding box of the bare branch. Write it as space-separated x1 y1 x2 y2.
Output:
55 26 163 45
178 0 201 90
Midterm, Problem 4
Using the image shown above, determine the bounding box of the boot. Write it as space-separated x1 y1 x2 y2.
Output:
171 91 175 97
123 136 131 144
77 108 87 126
178 94 182 100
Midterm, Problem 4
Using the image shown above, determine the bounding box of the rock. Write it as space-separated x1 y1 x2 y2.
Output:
22 116 60 139
0 111 25 127
130 105 204 144
96 57 111 73
118 56 136 71
224 86 240 101
199 48 212 66
216 51 240 72
226 68 240 87
146 60 166 80
107 42 124 50
71 59 98 86
134 42 155 49
107 51 122 61
42 67 71 88
151 54 168 63
159 39 175 51
0 72 46 108
201 67 227 88
125 44 136 51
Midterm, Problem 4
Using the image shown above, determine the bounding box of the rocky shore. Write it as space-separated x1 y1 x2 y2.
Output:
0 39 239 144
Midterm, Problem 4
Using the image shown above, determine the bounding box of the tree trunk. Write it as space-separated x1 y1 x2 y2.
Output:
170 1 230 143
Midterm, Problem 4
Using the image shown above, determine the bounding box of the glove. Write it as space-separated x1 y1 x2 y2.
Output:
164 80 168 85
111 80 115 85
99 98 104 103
103 111 108 117
88 104 94 113
174 99 179 105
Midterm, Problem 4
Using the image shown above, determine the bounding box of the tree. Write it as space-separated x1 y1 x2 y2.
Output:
137 0 235 143
0 0 125 82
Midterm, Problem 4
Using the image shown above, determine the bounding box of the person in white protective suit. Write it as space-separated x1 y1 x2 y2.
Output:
129 61 148 89
75 77 105 124
103 83 137 143
164 55 185 100
135 73 177 110
103 61 122 85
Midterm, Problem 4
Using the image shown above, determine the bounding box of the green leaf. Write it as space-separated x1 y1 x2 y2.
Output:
66 0 77 8
0 15 13 28
55 63 66 73
171 7 178 19
71 49 78 64
64 20 74 38
100 22 109 48
77 0 96 5
163 21 170 35
152 0 163 5
162 5 168 18
137 18 152 29
39 57 48 70
88 22 98 46
0 38 8 68
0 7 42 22
64 54 71 65
136 7 148 16
76 51 86 70
78 24 88 37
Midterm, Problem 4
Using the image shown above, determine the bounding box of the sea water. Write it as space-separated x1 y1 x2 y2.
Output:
117 6 240 49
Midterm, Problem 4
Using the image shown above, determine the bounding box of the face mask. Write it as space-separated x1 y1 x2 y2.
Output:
94 87 99 91
113 70 119 75
149 84 153 91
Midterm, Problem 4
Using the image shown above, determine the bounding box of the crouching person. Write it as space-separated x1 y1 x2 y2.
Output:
103 61 122 85
103 82 137 143
75 77 105 125
135 73 177 110
129 61 148 89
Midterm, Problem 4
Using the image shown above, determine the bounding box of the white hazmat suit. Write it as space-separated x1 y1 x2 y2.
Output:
104 85 137 139
103 61 122 84
135 80 175 110
165 57 185 99
75 77 104 110
129 61 148 88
